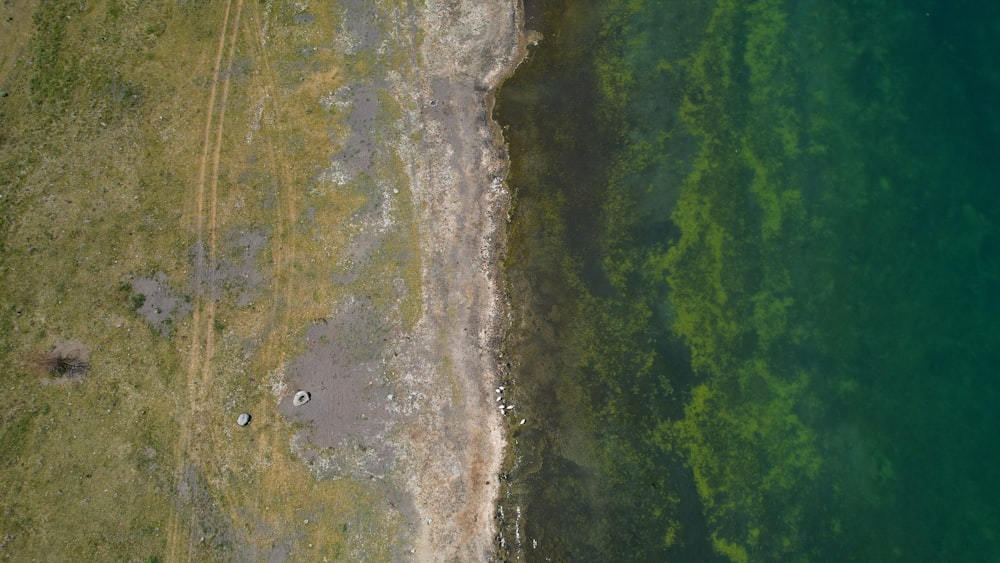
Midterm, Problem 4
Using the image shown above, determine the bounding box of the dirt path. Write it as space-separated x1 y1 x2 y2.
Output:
242 0 299 377
166 0 244 559
232 0 310 540
201 0 245 394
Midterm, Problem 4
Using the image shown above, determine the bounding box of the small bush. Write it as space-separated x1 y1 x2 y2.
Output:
28 349 89 379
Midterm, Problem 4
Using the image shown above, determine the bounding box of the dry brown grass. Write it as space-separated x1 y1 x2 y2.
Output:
0 0 420 559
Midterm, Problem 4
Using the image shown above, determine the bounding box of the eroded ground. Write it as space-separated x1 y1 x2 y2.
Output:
0 0 521 560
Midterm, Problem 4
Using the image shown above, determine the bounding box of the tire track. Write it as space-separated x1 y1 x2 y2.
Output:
239 1 303 533
245 6 299 347
166 0 242 559
200 0 244 407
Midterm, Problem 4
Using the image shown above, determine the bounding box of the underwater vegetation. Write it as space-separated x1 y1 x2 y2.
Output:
499 0 1000 560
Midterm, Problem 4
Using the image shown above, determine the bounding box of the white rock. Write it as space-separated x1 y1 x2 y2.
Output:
293 390 311 406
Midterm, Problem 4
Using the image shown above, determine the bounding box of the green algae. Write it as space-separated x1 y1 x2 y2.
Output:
648 4 829 557
496 2 696 560
500 0 1000 560
633 0 1000 559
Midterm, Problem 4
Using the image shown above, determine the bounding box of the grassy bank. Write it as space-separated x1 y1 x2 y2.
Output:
0 0 422 558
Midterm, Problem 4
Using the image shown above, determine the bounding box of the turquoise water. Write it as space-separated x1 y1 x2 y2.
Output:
495 0 1000 561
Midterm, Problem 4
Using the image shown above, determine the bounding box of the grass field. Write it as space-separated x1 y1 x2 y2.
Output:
0 0 421 558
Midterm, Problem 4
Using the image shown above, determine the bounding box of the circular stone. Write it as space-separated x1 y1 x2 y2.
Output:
237 413 251 426
293 390 311 406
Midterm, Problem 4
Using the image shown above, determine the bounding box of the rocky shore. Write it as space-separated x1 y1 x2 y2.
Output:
388 1 525 558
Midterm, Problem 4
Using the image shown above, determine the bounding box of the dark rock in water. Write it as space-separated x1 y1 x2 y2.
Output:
237 413 251 426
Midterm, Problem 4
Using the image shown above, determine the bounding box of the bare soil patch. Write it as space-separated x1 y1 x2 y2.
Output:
280 296 401 479
132 272 193 336
31 338 90 383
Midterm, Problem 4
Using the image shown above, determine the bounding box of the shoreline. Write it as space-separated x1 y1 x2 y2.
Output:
387 0 528 558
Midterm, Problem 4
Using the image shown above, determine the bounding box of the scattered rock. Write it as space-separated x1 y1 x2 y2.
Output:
237 413 251 426
293 390 311 406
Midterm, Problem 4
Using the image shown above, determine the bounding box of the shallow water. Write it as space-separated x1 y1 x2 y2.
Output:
496 0 1000 560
